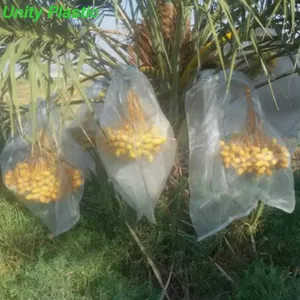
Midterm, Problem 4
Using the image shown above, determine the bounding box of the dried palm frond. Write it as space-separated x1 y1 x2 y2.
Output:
129 0 193 81
183 17 191 44
291 147 300 172
180 41 196 73
159 1 177 40
133 22 155 67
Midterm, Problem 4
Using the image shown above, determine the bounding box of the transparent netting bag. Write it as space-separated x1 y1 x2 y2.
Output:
61 79 108 179
0 100 85 236
96 66 176 222
85 78 109 102
185 70 295 241
62 102 104 180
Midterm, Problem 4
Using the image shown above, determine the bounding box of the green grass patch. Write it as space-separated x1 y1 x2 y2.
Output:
1 174 300 299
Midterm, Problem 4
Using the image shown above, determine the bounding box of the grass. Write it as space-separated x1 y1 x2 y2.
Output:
1 166 300 299
0 182 160 300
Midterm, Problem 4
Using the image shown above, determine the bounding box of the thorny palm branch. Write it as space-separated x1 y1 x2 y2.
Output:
0 0 299 140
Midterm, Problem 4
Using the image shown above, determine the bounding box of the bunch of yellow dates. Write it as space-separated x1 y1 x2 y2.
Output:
4 158 83 204
102 124 166 162
220 138 290 176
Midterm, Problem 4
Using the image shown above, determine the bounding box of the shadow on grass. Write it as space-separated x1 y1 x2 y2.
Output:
0 180 161 299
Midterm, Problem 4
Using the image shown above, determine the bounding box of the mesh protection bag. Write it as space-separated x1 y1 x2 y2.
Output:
96 66 176 222
85 78 109 101
62 80 108 179
0 100 85 236
62 102 103 180
186 70 295 241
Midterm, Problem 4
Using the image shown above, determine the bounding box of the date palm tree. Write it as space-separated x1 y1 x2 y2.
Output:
0 0 299 137
0 0 299 180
